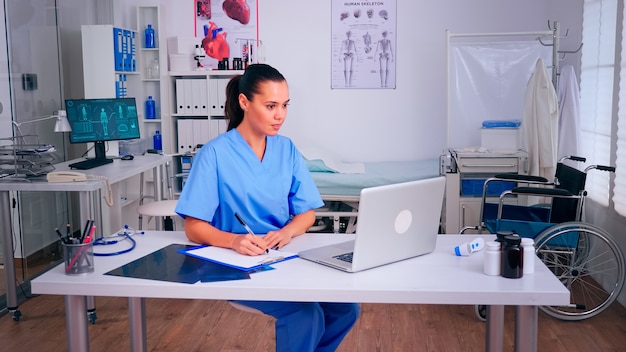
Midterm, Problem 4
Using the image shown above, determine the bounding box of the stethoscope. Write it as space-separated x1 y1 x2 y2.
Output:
93 225 144 256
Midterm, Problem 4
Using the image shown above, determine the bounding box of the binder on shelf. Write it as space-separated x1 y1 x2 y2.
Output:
176 79 186 114
130 31 137 72
123 29 132 71
209 79 220 115
192 119 210 148
183 79 194 115
114 27 124 71
199 79 208 114
209 118 227 141
191 79 201 114
217 78 229 115
177 119 194 153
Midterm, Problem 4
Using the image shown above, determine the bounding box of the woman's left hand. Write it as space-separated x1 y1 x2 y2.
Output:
263 230 292 250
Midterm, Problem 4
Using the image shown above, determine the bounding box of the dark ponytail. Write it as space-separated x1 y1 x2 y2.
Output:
224 64 286 130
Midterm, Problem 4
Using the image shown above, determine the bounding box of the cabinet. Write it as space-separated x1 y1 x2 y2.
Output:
81 24 143 233
81 24 139 99
441 149 529 234
167 70 242 194
136 5 170 152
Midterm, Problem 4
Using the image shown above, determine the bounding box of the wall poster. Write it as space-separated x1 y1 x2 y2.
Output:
331 1 396 89
195 0 258 69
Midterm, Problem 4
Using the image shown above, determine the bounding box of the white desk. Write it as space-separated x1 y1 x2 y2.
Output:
31 232 570 352
0 154 170 320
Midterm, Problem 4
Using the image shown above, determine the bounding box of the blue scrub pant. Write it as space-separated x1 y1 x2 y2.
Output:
232 300 360 352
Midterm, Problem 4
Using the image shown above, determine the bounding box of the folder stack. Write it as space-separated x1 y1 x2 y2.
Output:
176 79 209 115
176 118 227 154
113 27 137 73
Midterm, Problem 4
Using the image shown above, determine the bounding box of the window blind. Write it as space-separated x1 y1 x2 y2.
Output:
579 0 617 207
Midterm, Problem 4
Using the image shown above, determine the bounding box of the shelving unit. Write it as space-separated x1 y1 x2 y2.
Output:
136 5 170 151
167 70 243 193
81 23 142 233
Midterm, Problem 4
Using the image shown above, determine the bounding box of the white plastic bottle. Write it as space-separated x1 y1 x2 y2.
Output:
483 241 501 276
521 237 535 274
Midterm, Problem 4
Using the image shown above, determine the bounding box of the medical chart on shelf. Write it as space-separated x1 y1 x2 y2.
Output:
331 0 397 89
194 0 259 69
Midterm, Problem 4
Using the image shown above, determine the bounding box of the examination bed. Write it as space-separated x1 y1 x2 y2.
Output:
308 158 441 233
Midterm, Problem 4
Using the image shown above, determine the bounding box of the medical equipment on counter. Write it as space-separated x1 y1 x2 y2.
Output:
93 225 144 256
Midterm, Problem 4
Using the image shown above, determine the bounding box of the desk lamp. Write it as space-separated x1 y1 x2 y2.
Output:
11 110 72 137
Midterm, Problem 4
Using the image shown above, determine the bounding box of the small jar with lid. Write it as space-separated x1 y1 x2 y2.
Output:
501 235 523 278
521 237 535 274
483 241 501 276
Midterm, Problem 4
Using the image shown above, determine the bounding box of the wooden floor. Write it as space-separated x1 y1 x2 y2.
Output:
0 294 624 351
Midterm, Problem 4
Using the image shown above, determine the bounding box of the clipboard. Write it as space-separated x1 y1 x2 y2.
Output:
179 245 299 272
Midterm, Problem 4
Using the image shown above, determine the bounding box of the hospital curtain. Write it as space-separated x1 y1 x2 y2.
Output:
579 0 618 208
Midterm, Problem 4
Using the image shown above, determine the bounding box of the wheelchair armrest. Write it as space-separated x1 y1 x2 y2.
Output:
510 186 573 197
493 174 549 183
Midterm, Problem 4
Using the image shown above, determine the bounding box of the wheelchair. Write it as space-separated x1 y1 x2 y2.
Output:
469 156 625 321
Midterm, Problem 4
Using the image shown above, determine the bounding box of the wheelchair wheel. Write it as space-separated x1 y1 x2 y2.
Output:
534 222 625 321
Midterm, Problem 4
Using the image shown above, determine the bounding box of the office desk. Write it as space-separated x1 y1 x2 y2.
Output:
31 232 570 352
0 154 170 320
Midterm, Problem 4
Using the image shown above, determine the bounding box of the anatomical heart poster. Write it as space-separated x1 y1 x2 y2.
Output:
195 0 258 69
331 0 397 89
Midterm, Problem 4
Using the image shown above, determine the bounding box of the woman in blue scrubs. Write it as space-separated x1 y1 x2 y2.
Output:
175 64 360 352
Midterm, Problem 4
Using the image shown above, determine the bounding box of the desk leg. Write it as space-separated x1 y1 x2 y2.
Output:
0 191 20 320
152 166 162 231
485 305 504 352
129 297 147 352
514 305 537 352
79 191 98 323
65 295 89 352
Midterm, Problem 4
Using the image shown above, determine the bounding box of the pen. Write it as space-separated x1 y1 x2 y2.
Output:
55 228 67 244
234 212 268 254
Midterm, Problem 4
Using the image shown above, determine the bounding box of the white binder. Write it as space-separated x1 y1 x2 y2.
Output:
191 79 203 115
176 79 186 114
183 79 194 115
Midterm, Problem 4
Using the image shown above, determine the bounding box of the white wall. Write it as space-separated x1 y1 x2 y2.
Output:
134 0 582 163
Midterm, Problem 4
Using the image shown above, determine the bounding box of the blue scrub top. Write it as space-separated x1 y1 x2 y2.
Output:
175 129 324 234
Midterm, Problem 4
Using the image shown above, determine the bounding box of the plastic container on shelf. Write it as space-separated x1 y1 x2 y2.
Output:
145 96 156 119
144 24 156 48
153 130 162 151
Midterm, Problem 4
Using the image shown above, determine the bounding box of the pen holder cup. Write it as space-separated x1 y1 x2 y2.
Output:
63 242 94 275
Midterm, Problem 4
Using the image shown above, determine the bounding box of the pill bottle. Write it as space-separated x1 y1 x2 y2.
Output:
521 237 535 274
145 24 156 48
153 130 162 151
145 96 156 119
483 241 501 276
501 235 523 279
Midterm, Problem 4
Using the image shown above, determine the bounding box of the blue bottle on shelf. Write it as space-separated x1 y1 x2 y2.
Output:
145 96 156 119
144 24 156 48
153 130 162 151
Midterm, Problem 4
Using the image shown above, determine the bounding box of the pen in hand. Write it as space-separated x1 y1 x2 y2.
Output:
234 212 269 254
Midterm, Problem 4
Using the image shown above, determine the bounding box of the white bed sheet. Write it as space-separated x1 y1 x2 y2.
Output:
310 158 441 197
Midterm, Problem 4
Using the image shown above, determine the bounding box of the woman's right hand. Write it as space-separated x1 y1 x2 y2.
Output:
230 234 268 256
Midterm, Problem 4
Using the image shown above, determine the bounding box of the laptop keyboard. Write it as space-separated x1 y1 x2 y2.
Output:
333 252 354 263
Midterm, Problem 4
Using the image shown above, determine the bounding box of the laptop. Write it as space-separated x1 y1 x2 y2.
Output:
299 176 446 272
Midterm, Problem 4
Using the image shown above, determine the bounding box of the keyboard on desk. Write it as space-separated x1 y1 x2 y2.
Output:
68 158 113 170
333 252 353 263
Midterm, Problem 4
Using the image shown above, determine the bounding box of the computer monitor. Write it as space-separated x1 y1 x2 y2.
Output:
65 97 140 168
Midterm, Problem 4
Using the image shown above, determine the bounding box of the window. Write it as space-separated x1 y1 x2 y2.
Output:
579 0 619 209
